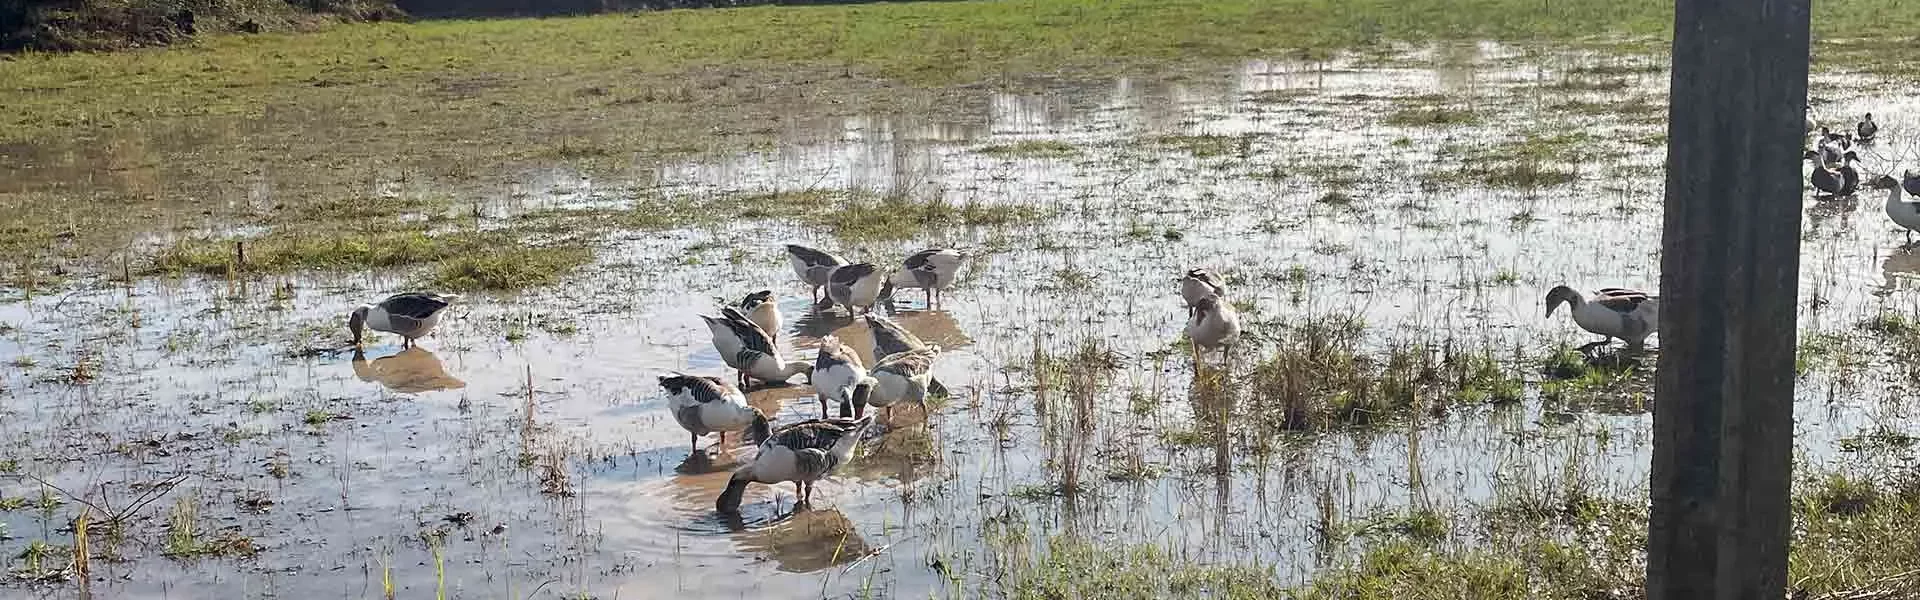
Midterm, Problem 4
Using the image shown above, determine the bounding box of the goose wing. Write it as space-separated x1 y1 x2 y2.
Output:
379 293 453 320
874 348 937 378
785 244 846 269
829 262 879 286
864 314 928 360
657 373 734 404
768 417 868 452
719 306 776 355
1592 290 1654 313
736 290 774 311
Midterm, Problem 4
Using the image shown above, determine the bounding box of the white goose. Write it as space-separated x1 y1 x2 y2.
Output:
1185 295 1240 362
659 373 761 455
882 248 963 309
735 290 782 343
1178 268 1226 316
1544 285 1659 354
717 415 874 512
811 336 875 419
1873 174 1920 246
785 244 848 304
348 292 460 348
699 306 811 389
825 262 886 315
863 347 938 421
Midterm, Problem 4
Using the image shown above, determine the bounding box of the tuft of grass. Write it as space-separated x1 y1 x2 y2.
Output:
1382 107 1480 127
1148 134 1259 159
1802 473 1882 517
430 245 593 291
1008 537 1282 599
979 140 1079 159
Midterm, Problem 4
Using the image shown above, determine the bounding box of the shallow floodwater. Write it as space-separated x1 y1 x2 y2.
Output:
3 42 1920 598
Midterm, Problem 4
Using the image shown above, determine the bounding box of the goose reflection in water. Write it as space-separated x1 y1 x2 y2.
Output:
351 347 465 393
727 507 873 573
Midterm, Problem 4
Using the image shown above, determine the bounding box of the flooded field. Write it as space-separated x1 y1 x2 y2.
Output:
4 41 1920 598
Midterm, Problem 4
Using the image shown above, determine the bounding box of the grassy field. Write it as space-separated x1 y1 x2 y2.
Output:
1 0 1915 288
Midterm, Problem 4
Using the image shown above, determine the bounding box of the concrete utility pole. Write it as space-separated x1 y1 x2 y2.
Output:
1650 0 1810 598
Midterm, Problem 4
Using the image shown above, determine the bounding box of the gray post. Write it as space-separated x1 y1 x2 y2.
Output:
1650 0 1809 598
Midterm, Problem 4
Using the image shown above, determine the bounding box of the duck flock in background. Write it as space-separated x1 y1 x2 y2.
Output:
327 107 1920 515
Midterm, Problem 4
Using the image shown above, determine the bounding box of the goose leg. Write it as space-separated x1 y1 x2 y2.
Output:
689 432 698 454
719 431 727 449
818 395 830 419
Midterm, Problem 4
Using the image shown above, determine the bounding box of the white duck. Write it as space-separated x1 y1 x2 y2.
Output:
699 306 810 389
1873 174 1920 246
882 248 963 309
811 336 875 419
735 290 782 343
1185 295 1240 362
348 292 460 348
1544 285 1660 354
717 415 874 512
1178 268 1226 316
785 244 848 304
825 262 886 315
863 347 938 421
659 373 761 455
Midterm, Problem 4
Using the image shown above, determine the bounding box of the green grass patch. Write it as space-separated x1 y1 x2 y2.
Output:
1381 107 1480 127
430 244 593 291
979 140 1079 159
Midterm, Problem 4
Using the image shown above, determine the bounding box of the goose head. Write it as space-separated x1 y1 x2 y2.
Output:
347 305 371 346
1544 285 1584 318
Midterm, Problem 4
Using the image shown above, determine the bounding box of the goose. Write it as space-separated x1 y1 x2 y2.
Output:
865 313 934 360
659 373 761 455
1544 285 1659 354
1902 169 1920 199
811 336 875 419
825 262 886 315
1185 295 1240 362
736 290 782 343
1857 113 1879 143
862 347 938 421
717 414 874 512
1178 268 1226 316
1805 150 1861 198
882 248 963 309
348 292 460 348
864 313 949 399
1814 128 1848 167
699 306 810 389
785 244 848 304
1872 174 1920 246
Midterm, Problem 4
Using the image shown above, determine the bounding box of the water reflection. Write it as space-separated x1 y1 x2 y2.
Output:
732 508 872 573
350 347 465 393
1881 246 1920 291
